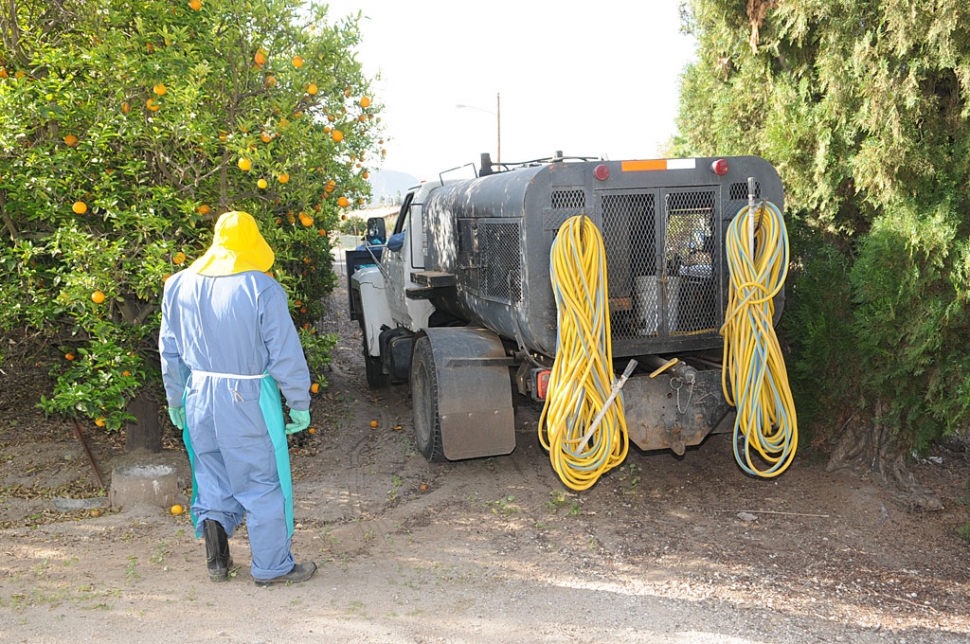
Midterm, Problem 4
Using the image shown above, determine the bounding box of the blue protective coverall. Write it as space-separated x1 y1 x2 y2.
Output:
159 211 311 581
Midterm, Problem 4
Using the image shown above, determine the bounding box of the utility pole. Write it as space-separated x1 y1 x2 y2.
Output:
496 92 501 165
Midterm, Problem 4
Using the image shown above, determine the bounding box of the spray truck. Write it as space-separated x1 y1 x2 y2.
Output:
349 153 793 486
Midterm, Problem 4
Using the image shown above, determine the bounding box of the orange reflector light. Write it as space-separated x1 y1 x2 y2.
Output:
622 159 667 172
621 158 697 172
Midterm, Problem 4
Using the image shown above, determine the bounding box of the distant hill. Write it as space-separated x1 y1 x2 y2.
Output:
368 170 419 205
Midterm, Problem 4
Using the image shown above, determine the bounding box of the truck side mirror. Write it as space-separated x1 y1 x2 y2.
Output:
365 217 386 245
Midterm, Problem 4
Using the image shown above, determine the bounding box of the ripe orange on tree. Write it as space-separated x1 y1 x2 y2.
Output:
307 83 318 95
238 157 252 171
257 178 268 189
331 129 343 142
292 55 304 68
189 0 202 10
299 213 313 227
197 204 211 215
65 352 76 361
254 48 268 66
153 83 167 96
337 196 349 208
173 252 186 265
73 201 87 214
91 290 106 304
278 172 289 184
64 134 78 147
360 96 371 108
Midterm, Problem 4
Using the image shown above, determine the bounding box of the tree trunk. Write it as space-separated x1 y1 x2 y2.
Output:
826 399 942 510
125 388 162 453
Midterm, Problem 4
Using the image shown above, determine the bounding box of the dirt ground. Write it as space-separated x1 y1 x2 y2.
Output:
2 285 970 644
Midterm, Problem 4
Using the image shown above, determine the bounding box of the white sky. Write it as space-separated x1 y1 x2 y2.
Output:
322 0 697 181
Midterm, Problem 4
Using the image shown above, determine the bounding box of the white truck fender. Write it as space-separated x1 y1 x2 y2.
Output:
351 265 394 357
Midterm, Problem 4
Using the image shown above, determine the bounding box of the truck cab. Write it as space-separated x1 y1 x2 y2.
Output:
350 180 438 386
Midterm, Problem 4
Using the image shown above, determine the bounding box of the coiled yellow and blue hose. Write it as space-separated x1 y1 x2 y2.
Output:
539 216 629 490
722 200 798 477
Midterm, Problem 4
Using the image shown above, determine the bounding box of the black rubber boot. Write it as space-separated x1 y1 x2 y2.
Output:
254 561 317 587
203 519 232 582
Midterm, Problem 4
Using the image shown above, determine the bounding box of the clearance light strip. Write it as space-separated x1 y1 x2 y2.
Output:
621 158 697 172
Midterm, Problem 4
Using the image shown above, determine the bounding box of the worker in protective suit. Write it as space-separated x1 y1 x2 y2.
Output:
159 210 316 586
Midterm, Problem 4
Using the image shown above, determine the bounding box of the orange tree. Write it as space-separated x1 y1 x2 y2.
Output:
0 0 382 442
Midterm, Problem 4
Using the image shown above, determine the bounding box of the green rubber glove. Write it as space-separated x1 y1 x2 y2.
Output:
168 406 186 430
285 408 311 435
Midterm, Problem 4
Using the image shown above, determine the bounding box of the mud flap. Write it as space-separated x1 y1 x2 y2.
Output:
420 327 516 460
622 370 731 454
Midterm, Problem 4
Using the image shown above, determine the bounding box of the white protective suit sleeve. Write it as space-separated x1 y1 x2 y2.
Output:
259 282 312 412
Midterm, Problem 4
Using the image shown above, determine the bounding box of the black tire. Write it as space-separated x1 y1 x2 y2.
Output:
410 335 446 462
363 334 390 389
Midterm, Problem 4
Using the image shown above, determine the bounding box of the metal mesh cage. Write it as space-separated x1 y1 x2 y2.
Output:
551 189 586 210
596 188 724 344
479 222 522 303
601 193 657 339
663 191 719 336
729 181 760 201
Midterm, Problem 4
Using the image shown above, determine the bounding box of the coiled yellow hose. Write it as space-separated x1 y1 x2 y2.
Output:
539 216 629 490
721 201 798 477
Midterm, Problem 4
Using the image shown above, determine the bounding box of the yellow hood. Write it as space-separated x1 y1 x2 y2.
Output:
188 211 275 276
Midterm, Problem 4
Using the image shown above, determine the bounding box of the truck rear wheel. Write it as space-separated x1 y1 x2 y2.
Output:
363 335 390 389
410 335 446 462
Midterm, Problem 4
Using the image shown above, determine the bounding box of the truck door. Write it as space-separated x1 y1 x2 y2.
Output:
384 190 433 330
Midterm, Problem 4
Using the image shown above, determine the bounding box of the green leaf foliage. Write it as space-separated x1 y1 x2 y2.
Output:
676 0 970 451
0 0 382 428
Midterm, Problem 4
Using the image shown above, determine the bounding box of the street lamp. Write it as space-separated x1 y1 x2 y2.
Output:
456 92 501 165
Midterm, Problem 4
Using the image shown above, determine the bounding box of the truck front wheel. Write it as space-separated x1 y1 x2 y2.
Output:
410 335 446 462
